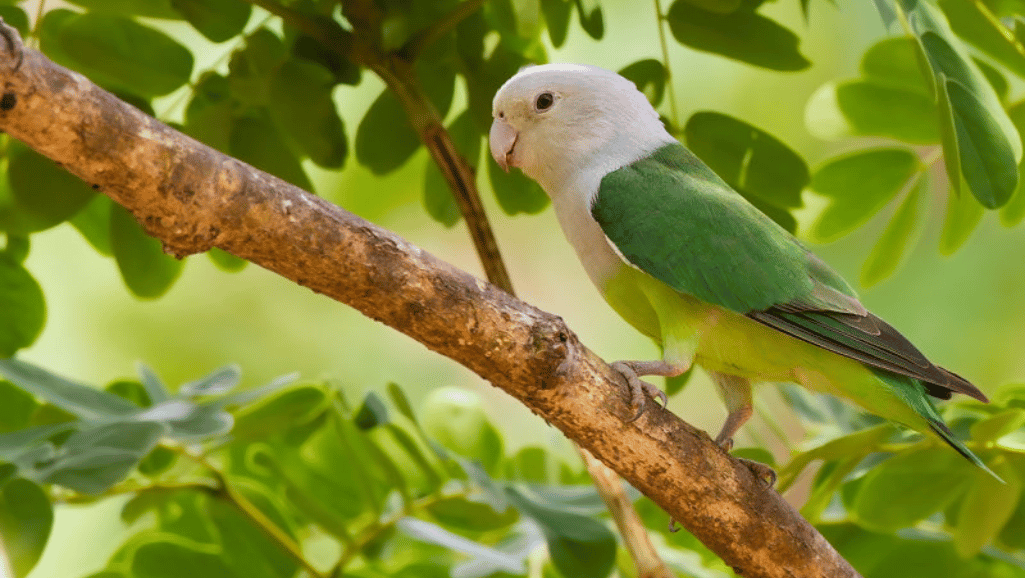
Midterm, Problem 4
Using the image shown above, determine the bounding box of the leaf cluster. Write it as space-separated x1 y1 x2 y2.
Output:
0 365 731 578
772 382 1025 575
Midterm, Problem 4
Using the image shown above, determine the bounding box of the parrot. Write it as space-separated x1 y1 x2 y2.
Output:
488 63 992 478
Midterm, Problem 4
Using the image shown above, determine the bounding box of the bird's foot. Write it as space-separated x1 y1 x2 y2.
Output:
736 457 777 487
716 437 777 487
610 361 669 423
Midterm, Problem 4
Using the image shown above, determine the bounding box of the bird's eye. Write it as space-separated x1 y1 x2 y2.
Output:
534 92 555 112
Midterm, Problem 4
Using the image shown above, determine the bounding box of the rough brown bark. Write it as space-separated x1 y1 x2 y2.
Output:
0 25 861 578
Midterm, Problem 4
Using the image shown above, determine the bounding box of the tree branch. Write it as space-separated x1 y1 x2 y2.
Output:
0 27 861 578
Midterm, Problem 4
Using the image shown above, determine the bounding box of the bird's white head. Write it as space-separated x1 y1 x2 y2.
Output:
489 63 675 195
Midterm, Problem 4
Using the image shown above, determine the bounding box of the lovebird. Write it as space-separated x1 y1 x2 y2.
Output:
488 63 990 477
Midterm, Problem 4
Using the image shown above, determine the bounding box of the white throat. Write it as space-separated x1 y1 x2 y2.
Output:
543 129 675 289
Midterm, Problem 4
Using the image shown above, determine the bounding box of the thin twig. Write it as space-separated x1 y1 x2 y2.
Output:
177 450 329 578
653 0 680 132
401 0 486 60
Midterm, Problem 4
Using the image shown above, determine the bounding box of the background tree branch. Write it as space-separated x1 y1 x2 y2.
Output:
0 24 861 578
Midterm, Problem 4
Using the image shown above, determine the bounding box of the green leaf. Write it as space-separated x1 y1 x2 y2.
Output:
137 446 177 476
666 0 810 71
0 381 38 433
0 6 28 37
619 59 668 107
809 148 919 243
7 146 95 228
179 365 241 397
0 423 69 465
208 248 247 272
776 425 891 492
354 391 390 430
2 236 28 265
277 447 369 525
424 110 480 226
419 58 457 120
972 408 1025 441
229 115 313 191
861 178 924 286
907 1 1024 191
1001 181 1025 226
860 36 931 95
57 13 193 96
227 29 286 108
106 379 150 407
427 496 519 531
676 0 743 13
137 363 170 405
852 446 971 532
208 492 298 578
64 0 179 18
132 540 238 578
974 58 1009 102
386 423 443 491
0 255 45 357
70 194 114 256
172 0 251 43
801 456 860 522
540 0 572 47
232 385 327 441
292 35 361 86
684 111 808 210
997 457 1025 548
422 386 504 474
164 403 234 440
573 0 604 40
387 382 418 424
506 486 616 578
954 460 1021 557
746 195 797 233
36 9 79 70
506 446 551 483
939 0 1025 79
110 203 185 299
0 359 140 421
1001 100 1025 226
268 59 347 169
489 156 550 216
806 81 939 144
184 73 234 153
463 39 533 131
39 421 166 494
355 89 422 175
821 522 1023 578
396 517 526 576
943 78 1019 208
939 182 985 255
0 478 52 578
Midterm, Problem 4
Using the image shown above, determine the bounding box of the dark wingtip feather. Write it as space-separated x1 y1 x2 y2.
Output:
939 368 989 403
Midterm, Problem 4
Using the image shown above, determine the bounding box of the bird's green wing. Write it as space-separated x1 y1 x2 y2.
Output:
593 142 986 402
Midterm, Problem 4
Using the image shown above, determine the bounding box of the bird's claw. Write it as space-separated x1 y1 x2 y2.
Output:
612 361 668 423
738 458 777 486
717 437 776 486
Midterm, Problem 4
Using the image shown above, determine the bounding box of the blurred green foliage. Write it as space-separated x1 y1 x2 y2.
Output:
1 0 1025 577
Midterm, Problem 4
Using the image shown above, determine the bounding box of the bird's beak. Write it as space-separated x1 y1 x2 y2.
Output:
489 118 517 172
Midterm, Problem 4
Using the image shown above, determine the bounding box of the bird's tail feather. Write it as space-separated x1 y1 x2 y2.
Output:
927 419 1003 483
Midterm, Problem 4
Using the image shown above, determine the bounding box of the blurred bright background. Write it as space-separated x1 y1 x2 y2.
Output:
15 0 1025 576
